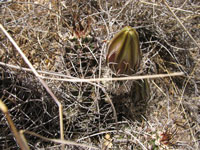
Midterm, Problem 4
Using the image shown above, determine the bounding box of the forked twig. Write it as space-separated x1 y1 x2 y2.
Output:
0 24 64 150
0 61 185 82
0 61 184 134
0 61 119 132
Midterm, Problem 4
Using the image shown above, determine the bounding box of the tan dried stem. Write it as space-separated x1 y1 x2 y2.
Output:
0 24 64 150
0 61 119 132
38 72 184 82
0 99 30 150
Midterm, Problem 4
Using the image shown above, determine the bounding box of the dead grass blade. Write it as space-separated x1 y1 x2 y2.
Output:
40 72 185 82
0 24 64 150
0 99 30 150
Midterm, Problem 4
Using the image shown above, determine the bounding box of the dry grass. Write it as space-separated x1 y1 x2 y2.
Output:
0 0 200 149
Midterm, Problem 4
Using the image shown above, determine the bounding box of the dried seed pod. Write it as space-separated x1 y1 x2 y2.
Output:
106 26 141 74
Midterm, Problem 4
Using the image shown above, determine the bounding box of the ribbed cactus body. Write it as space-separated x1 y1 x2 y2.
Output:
106 26 141 74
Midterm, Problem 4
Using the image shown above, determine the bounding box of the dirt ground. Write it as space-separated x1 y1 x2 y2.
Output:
0 0 200 149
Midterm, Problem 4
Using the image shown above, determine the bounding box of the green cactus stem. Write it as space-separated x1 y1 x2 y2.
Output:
106 26 141 74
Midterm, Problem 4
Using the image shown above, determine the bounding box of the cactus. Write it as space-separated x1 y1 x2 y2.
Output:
106 26 150 102
106 26 141 74
131 79 150 102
